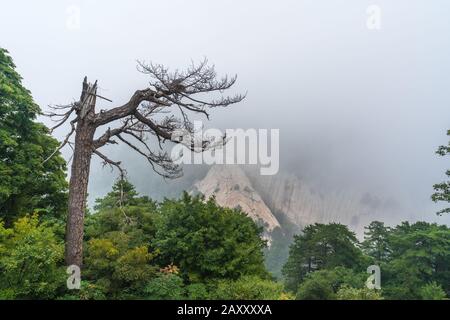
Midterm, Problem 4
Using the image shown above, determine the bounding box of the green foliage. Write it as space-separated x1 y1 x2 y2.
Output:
212 275 284 300
86 205 156 246
0 214 65 299
185 283 210 300
114 246 156 283
93 180 154 211
295 267 365 300
59 281 107 300
0 48 68 224
362 221 391 263
85 180 158 248
282 223 366 292
336 285 383 300
432 129 450 215
144 273 185 300
76 184 271 299
284 220 449 300
381 221 450 299
81 182 161 299
83 233 158 298
296 275 336 300
153 192 268 282
419 282 447 300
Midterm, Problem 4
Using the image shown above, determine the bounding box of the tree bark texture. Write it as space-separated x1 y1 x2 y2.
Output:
65 80 97 267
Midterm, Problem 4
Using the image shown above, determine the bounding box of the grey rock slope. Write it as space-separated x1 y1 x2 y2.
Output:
193 165 281 234
193 165 401 237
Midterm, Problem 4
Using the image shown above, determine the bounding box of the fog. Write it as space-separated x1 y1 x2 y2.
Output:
1 0 449 225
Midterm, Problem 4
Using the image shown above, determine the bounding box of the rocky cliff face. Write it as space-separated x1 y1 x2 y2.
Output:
192 165 281 235
249 171 395 235
193 165 400 237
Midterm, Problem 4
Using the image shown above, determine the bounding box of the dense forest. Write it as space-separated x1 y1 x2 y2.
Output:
0 47 449 300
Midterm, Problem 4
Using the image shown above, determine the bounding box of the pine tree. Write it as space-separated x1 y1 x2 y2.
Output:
362 221 391 263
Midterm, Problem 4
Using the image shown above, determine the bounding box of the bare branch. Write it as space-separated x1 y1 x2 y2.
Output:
134 111 174 140
93 117 133 149
43 118 77 164
92 149 126 180
46 104 77 133
116 134 181 179
93 89 168 127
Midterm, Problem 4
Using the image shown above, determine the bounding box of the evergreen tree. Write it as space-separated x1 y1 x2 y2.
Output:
282 223 366 292
382 221 450 299
93 179 152 211
153 192 268 282
362 221 391 263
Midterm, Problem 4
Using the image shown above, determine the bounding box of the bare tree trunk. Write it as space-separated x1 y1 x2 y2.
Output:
65 124 95 266
65 79 97 267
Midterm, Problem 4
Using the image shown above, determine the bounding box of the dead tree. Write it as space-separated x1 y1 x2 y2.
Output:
44 59 245 267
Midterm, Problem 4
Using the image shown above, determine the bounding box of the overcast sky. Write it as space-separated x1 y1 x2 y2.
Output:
1 0 449 224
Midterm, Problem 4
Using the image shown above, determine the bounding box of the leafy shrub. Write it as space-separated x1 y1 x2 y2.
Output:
0 214 65 299
212 275 284 300
337 285 383 300
296 267 365 300
419 282 447 300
